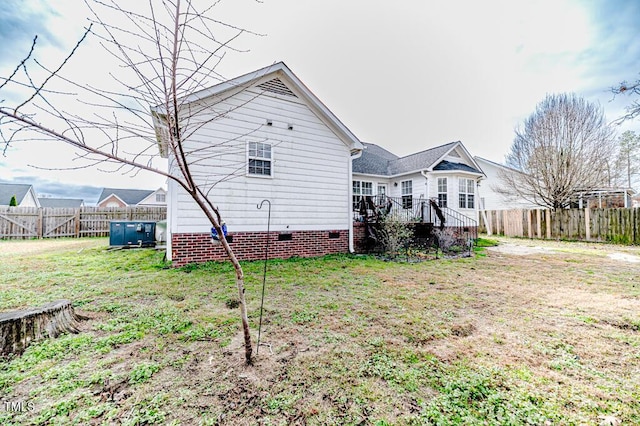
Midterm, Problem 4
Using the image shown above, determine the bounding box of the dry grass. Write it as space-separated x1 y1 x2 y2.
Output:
0 236 639 425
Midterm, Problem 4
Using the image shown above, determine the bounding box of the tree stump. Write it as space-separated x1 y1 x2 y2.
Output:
0 300 83 356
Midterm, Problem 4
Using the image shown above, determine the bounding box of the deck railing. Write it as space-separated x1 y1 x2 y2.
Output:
353 195 478 240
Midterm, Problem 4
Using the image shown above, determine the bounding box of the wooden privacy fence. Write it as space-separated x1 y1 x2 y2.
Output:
0 206 166 239
479 208 640 245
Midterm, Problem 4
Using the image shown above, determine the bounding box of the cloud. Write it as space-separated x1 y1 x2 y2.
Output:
0 0 59 60
0 176 102 204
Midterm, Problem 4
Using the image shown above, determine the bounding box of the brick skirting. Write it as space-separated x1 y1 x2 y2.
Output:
353 222 367 253
171 229 349 267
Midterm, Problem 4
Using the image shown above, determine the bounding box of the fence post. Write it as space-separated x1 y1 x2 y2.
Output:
527 210 533 238
545 209 551 239
74 208 81 238
585 205 591 241
37 208 43 239
483 210 492 236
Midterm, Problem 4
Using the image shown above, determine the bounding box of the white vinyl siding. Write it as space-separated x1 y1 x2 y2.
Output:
474 158 538 210
171 82 352 233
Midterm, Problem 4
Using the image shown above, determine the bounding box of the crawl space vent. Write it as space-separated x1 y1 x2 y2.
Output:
256 78 297 98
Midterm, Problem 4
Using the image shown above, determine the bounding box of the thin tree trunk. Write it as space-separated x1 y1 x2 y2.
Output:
217 224 252 364
189 189 254 364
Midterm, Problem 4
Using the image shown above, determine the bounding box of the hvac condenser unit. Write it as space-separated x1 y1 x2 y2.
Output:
109 221 156 247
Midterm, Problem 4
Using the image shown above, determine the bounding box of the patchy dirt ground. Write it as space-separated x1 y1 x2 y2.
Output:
1 237 639 424
486 236 640 261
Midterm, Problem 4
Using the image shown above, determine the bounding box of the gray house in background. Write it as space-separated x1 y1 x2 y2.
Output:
97 187 166 208
38 198 85 208
0 183 40 207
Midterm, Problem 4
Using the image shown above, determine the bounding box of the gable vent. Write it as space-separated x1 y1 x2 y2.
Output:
256 78 297 98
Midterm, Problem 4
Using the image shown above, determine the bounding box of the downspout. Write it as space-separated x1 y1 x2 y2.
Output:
476 176 490 235
421 171 429 222
420 171 429 192
349 149 363 253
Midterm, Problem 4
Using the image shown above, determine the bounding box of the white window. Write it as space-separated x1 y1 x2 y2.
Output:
156 193 166 202
459 178 475 209
377 184 387 197
401 180 412 209
248 141 272 176
353 181 373 210
437 177 448 208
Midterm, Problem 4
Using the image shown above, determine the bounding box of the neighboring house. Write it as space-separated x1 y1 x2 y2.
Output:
155 62 363 265
97 187 166 207
0 183 41 207
38 198 85 208
473 157 538 210
633 194 640 208
352 141 486 221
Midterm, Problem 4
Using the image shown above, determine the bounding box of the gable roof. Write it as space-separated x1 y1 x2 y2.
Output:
137 188 166 205
38 198 84 208
154 61 363 157
0 183 33 205
354 141 483 176
97 188 155 206
389 142 459 175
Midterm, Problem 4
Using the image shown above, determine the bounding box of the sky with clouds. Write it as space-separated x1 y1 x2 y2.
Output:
0 0 639 202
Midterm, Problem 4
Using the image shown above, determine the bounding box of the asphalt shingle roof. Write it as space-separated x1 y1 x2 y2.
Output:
0 183 32 205
353 141 465 176
97 188 154 205
352 143 398 175
38 198 84 208
388 142 458 175
433 160 481 174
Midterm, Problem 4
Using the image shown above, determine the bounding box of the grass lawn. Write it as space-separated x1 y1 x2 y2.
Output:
0 237 639 425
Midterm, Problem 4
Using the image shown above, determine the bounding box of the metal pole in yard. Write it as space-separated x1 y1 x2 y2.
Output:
256 199 271 356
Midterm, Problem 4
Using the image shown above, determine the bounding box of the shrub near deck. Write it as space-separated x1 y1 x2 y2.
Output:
0 237 639 425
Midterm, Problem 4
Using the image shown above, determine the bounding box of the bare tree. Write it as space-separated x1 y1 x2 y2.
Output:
612 74 640 123
499 93 616 209
0 0 262 364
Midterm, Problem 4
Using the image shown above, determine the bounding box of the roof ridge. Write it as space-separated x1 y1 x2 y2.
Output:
393 141 459 161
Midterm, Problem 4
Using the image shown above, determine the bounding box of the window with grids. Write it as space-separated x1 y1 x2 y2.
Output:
248 142 272 176
458 178 475 209
353 181 373 210
401 180 412 209
437 177 448 208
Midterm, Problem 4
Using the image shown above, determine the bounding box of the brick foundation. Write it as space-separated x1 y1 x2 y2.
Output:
353 222 368 253
171 229 349 267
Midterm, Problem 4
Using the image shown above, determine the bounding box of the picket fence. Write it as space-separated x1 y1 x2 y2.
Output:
0 206 167 239
479 207 640 245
